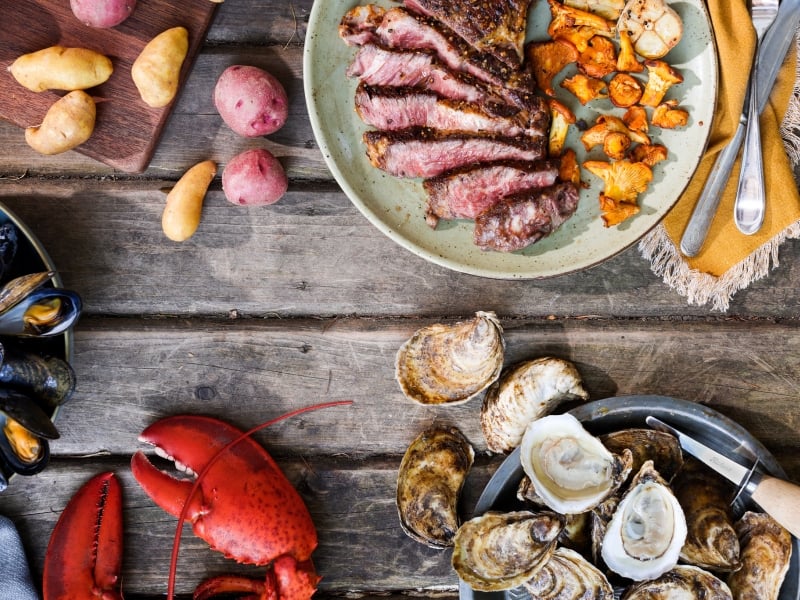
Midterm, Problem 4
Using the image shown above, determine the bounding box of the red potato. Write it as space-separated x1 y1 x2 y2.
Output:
70 0 137 28
214 65 289 137
222 148 288 206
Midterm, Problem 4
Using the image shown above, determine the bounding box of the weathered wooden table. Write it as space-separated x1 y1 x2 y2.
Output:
1 1 800 598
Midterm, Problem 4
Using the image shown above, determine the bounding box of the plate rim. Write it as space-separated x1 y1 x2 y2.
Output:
304 0 720 279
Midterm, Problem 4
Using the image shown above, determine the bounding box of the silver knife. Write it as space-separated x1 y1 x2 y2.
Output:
680 0 800 257
646 416 800 538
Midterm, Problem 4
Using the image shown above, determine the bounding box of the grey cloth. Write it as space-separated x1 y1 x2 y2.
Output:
0 515 39 600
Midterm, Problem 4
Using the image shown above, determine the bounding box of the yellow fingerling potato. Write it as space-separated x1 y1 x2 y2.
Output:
9 46 113 92
25 90 96 155
162 160 216 242
132 26 189 108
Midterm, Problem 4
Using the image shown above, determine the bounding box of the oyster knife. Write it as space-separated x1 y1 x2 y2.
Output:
646 416 800 538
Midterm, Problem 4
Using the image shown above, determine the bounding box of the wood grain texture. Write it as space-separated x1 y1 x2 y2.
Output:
0 0 218 172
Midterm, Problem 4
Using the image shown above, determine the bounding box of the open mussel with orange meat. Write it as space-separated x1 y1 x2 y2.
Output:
0 271 81 337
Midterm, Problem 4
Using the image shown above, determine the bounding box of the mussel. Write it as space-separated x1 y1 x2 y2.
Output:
0 348 76 409
0 271 82 337
0 388 59 478
0 223 18 280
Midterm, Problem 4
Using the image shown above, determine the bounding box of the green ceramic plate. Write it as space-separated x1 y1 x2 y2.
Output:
304 0 717 278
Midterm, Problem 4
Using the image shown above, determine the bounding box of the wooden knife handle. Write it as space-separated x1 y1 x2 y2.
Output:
750 475 800 538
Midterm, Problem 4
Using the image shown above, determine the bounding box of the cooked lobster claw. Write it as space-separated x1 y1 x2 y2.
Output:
131 415 321 600
43 471 124 600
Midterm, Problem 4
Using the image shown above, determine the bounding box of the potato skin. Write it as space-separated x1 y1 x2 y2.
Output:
132 27 189 108
25 90 96 155
162 160 217 242
70 0 137 28
9 46 113 92
222 149 288 206
214 65 289 137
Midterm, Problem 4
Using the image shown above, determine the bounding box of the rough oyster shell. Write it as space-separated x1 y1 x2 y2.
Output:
601 460 687 581
622 565 732 599
452 510 563 591
523 547 614 600
396 425 474 548
395 311 504 405
590 495 620 566
520 413 633 514
672 457 741 572
600 427 683 483
728 511 792 600
481 357 589 454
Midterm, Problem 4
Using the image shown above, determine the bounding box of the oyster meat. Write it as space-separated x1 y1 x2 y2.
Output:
453 510 563 591
728 511 792 600
523 546 614 600
672 457 741 572
395 311 504 405
519 413 632 514
622 565 733 600
600 427 683 483
481 357 589 454
396 425 474 548
601 460 687 581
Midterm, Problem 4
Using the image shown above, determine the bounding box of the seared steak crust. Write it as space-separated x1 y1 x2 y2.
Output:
364 128 546 178
424 160 559 223
355 84 545 139
404 0 533 68
473 182 580 252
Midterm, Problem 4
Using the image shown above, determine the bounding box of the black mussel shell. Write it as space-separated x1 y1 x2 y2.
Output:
0 351 76 408
0 389 59 440
0 425 49 476
0 223 18 281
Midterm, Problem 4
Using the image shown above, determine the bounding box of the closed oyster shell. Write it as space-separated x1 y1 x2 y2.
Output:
622 565 732 600
395 311 504 405
728 511 792 600
520 413 633 514
600 428 683 483
523 547 614 600
481 357 589 454
601 460 687 581
672 457 741 572
396 425 474 548
453 510 563 591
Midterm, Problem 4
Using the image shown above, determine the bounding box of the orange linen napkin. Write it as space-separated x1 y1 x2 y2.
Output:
638 0 800 311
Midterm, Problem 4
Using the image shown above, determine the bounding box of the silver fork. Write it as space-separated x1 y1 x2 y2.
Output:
733 0 780 235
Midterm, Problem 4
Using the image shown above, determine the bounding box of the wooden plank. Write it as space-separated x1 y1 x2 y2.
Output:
0 457 490 596
0 0 218 173
1 182 800 317
33 317 800 467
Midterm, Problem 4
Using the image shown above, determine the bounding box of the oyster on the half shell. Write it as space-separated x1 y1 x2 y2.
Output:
728 511 793 600
523 547 614 600
396 425 474 548
672 457 741 572
622 565 733 600
481 357 589 454
519 413 633 514
601 460 687 581
452 510 564 591
395 311 504 405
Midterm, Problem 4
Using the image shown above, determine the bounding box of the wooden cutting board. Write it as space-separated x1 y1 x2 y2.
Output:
0 0 218 173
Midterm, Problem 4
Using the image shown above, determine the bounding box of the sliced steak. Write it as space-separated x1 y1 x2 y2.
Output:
375 8 535 107
473 181 580 252
364 128 546 178
355 84 544 139
346 44 515 115
339 5 387 46
404 0 532 68
424 160 559 225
